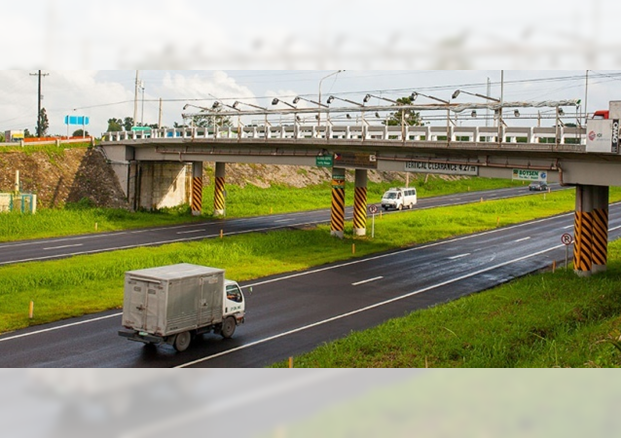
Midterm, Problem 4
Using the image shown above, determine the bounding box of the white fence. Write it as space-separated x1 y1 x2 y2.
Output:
104 124 586 146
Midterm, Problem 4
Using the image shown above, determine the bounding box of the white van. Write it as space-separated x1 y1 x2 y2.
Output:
381 187 417 211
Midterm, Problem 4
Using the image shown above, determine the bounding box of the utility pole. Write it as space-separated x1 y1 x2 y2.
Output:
30 70 49 137
133 70 140 128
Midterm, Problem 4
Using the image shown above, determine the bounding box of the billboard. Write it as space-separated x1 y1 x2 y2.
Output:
586 119 619 153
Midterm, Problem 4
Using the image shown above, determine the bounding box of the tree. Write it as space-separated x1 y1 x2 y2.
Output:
36 107 50 137
385 96 423 127
107 118 123 132
123 117 134 131
72 129 89 137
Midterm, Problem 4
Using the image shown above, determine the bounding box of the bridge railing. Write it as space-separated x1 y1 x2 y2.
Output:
104 124 586 146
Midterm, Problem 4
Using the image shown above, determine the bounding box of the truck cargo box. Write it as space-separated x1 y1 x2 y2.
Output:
121 263 225 337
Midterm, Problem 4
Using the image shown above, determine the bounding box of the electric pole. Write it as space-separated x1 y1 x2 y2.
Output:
133 70 140 128
30 70 49 137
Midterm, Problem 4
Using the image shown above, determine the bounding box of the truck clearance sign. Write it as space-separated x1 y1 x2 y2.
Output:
405 161 478 176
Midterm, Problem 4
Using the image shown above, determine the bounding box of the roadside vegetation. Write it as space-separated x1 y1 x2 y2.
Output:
3 188 621 368
272 245 621 368
0 176 523 243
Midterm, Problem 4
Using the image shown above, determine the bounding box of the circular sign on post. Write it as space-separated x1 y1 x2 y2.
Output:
561 233 574 245
369 205 378 214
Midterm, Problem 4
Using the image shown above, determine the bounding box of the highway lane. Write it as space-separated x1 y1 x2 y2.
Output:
0 184 566 265
2 199 618 368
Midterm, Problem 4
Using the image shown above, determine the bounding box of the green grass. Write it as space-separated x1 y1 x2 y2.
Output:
203 175 525 217
0 204 203 243
257 371 621 438
1 187 616 337
273 255 621 368
0 176 521 242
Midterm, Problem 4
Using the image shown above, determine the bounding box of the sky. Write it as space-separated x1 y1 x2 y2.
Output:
1 0 620 136
2 70 621 137
2 2 621 437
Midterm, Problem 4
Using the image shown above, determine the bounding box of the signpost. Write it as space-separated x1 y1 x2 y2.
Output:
369 204 378 238
64 115 90 138
316 155 334 168
512 169 547 182
561 233 574 269
405 161 479 176
334 152 378 169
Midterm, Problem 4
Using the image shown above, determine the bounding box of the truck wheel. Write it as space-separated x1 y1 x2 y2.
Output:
174 331 192 352
397 204 403 210
221 317 236 339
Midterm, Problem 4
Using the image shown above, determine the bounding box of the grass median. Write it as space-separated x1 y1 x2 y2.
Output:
3 187 617 339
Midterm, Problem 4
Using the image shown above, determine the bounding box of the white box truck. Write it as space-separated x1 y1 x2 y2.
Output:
118 263 245 352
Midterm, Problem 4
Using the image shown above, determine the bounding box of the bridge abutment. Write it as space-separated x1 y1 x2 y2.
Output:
353 169 368 236
132 162 189 211
573 184 609 277
330 167 346 238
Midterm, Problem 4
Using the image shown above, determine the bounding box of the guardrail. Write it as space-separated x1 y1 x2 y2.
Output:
0 137 95 148
104 124 586 146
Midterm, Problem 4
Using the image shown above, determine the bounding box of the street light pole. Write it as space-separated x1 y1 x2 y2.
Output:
318 70 343 133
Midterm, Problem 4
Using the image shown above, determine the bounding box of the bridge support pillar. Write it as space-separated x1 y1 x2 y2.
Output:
591 185 609 274
353 169 368 236
214 162 226 216
191 162 203 216
573 185 609 277
330 167 346 238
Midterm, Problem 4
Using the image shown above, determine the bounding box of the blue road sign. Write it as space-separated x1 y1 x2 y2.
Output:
64 115 90 125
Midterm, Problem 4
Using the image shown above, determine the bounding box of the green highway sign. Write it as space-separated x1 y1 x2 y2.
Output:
316 155 334 167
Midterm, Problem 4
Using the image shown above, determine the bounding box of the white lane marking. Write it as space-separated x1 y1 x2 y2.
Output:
243 212 576 289
42 243 83 250
0 313 121 343
2 209 607 340
352 276 383 286
178 244 564 368
562 225 573 229
514 237 531 243
448 253 470 260
0 220 329 266
176 229 206 235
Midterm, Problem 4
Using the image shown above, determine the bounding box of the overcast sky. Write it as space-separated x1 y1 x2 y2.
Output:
1 70 620 137
2 1 620 136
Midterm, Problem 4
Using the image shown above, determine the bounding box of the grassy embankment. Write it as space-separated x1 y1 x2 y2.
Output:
4 188 621 369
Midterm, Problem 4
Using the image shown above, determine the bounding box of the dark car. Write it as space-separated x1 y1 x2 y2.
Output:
528 181 549 191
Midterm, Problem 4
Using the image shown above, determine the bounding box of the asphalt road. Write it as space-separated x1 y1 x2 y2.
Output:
2 196 619 368
0 185 566 266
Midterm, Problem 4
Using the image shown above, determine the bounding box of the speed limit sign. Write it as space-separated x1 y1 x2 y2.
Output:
561 233 574 245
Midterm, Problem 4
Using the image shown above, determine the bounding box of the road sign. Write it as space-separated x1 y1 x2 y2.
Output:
64 115 89 125
333 152 378 169
369 205 378 214
561 233 574 245
512 169 547 182
316 155 333 167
